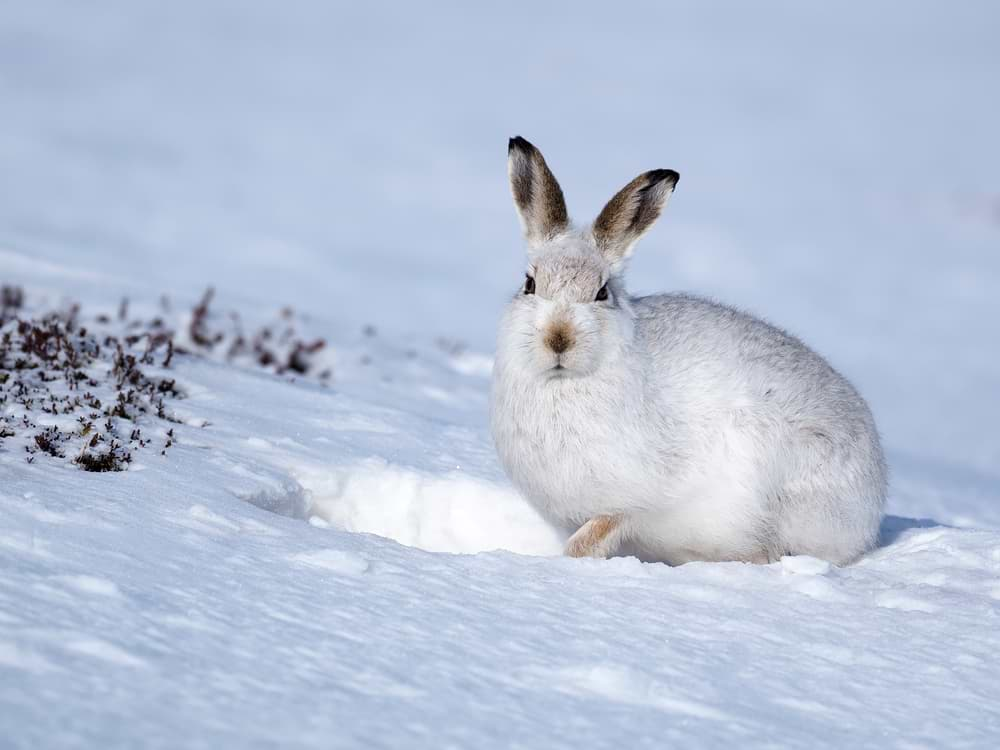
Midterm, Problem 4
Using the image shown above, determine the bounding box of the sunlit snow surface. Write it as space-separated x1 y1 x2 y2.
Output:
2 1 1000 747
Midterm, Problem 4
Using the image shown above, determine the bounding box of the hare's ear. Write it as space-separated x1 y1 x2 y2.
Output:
508 136 569 247
593 169 678 264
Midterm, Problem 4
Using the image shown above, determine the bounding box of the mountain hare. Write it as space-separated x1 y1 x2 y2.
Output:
491 136 887 565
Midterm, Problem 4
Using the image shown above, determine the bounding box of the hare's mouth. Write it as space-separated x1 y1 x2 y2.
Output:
547 362 571 379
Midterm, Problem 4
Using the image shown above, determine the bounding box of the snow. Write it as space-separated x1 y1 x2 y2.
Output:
2 1 1000 747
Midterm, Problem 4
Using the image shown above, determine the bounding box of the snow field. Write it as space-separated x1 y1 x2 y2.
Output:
2 290 998 747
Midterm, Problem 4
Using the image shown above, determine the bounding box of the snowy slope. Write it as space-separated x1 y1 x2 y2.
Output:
2 290 999 749
3 1 1000 748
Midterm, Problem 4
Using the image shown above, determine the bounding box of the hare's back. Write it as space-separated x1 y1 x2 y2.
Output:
633 293 868 423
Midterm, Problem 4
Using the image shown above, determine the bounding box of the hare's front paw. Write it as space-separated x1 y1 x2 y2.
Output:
564 515 624 559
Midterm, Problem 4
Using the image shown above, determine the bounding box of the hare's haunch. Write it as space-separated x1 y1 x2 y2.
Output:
491 136 886 565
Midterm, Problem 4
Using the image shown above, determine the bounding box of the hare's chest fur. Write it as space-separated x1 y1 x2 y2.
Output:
491 363 686 528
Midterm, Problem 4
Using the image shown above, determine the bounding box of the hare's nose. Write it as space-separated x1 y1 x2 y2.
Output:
544 322 574 354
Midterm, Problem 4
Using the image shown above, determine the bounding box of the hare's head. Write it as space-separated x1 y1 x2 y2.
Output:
502 136 678 378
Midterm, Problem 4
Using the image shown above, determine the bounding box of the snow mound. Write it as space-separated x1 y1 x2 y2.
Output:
300 460 562 555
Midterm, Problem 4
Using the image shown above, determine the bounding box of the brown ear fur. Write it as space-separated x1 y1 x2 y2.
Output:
508 136 569 245
593 169 678 261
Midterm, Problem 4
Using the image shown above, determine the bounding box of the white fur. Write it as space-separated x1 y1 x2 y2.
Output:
491 162 887 566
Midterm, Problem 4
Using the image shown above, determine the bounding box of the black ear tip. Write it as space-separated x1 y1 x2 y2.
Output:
648 169 679 187
509 135 535 155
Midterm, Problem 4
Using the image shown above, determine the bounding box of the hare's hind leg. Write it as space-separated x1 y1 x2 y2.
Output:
564 515 625 559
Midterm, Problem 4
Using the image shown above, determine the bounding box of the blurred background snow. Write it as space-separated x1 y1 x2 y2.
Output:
2 0 998 489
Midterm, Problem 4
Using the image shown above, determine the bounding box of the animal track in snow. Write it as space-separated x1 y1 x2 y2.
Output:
55 575 122 597
874 592 938 613
64 638 147 668
289 549 370 575
540 664 729 721
780 555 831 576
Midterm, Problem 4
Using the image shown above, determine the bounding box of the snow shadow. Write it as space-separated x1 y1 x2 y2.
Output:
237 481 311 521
878 514 944 548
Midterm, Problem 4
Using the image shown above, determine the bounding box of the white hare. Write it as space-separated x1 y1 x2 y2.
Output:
491 136 887 565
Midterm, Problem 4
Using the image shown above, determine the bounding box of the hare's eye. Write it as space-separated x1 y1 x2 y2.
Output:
595 283 609 302
524 275 535 295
